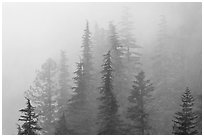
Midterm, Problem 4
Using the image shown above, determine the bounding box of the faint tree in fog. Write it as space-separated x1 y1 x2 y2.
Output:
25 58 58 134
119 8 142 100
57 50 70 116
172 87 198 135
119 7 141 68
18 98 41 135
150 15 176 134
54 113 73 135
152 15 172 88
119 9 143 125
127 71 154 134
92 23 109 74
97 51 122 135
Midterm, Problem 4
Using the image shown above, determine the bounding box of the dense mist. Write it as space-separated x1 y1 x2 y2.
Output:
3 2 201 135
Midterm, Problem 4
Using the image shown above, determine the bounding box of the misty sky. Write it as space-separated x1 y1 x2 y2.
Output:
2 2 201 135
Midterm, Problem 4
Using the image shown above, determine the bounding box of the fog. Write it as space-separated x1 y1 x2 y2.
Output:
2 2 201 135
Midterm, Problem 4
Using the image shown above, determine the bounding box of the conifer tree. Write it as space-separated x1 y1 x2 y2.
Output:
82 21 93 77
58 50 70 115
98 51 122 135
108 23 129 116
67 60 89 134
67 22 96 135
25 58 58 134
80 21 97 134
18 98 41 135
152 15 172 88
119 7 141 66
127 71 154 134
151 15 176 134
119 8 142 96
109 23 124 72
172 87 198 135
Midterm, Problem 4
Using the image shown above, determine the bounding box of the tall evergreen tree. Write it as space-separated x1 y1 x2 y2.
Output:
150 15 176 134
127 71 154 134
80 21 97 134
58 50 70 116
98 51 122 135
67 21 96 135
82 21 93 76
109 23 124 72
67 60 89 134
25 58 58 134
108 23 129 116
18 98 41 135
119 8 142 98
152 15 169 87
172 87 198 135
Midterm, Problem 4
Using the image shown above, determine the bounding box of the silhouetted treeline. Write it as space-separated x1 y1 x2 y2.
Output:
17 8 201 135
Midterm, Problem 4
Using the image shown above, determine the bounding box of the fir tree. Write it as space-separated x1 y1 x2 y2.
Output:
66 21 95 135
82 21 93 76
109 23 124 71
127 71 154 134
58 50 70 115
97 51 122 135
119 7 142 94
172 87 198 135
152 15 172 88
18 98 41 135
151 15 176 134
108 23 129 117
80 21 96 134
67 60 89 134
25 58 58 134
